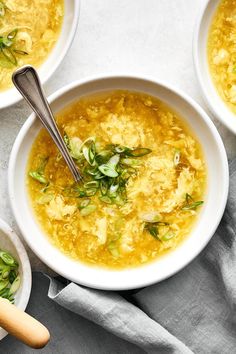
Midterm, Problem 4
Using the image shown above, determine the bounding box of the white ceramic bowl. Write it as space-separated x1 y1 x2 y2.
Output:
0 0 80 109
8 75 229 290
0 218 31 341
193 0 236 134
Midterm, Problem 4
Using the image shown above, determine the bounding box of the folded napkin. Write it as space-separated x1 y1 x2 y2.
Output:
46 159 236 354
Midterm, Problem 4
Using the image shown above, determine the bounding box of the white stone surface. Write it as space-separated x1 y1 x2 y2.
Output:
0 0 234 271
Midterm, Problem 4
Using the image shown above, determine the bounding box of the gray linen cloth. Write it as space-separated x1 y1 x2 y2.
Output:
46 159 236 354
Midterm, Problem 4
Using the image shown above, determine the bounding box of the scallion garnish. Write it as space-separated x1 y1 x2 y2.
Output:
182 193 204 210
29 157 49 185
144 221 171 241
0 250 20 303
0 28 27 68
60 136 152 208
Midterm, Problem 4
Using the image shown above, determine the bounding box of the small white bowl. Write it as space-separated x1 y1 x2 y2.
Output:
193 0 236 134
8 75 229 290
0 0 80 109
0 218 31 341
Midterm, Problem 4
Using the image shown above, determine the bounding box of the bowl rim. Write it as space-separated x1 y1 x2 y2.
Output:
0 218 32 340
8 74 229 290
193 0 236 134
0 0 80 109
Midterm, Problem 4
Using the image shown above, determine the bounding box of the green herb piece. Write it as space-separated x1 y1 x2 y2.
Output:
9 275 20 295
108 242 120 258
232 66 236 73
80 204 97 216
29 171 47 184
121 158 140 166
182 193 204 211
29 157 48 184
99 195 112 204
109 184 119 194
0 249 19 302
40 183 50 193
37 194 53 205
144 223 160 240
144 220 171 241
140 211 161 223
125 148 152 157
98 164 118 177
79 199 90 209
63 133 70 149
13 49 28 55
0 28 27 68
98 154 120 177
0 251 15 266
1 47 17 65
84 181 99 189
174 149 180 166
0 279 8 291
162 231 175 241
9 270 17 284
100 179 108 195
85 188 97 197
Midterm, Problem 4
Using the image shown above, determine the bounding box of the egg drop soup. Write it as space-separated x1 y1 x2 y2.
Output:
208 0 236 114
27 91 206 269
0 0 64 91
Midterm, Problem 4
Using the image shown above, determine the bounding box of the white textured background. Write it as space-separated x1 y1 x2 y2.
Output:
0 0 235 270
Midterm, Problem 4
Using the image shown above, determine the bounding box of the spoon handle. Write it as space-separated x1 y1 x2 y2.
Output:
12 65 82 183
0 297 50 349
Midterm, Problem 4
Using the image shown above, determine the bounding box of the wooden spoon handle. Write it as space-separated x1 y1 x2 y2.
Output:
0 297 50 349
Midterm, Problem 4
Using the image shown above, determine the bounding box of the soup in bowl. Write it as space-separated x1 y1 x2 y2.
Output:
0 0 80 108
194 0 236 134
8 76 228 290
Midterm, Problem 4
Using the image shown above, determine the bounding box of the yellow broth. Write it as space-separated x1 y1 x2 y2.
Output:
27 91 206 269
208 0 236 114
0 0 64 91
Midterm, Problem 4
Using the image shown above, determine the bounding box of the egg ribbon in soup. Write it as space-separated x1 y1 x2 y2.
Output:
208 0 236 114
0 0 64 91
27 91 206 269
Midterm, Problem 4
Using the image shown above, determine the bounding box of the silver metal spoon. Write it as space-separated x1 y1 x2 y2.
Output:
12 65 82 183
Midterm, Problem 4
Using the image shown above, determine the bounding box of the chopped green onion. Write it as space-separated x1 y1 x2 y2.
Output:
108 242 120 258
144 223 160 240
0 250 20 303
109 184 119 194
182 193 204 210
162 232 176 241
125 148 152 157
7 29 18 40
37 194 53 205
99 195 112 204
9 275 20 295
13 49 28 55
0 251 15 266
0 279 9 291
84 181 99 189
98 164 118 177
182 201 204 210
108 154 120 166
80 204 97 216
140 211 161 223
29 171 47 184
79 199 90 209
100 179 108 195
